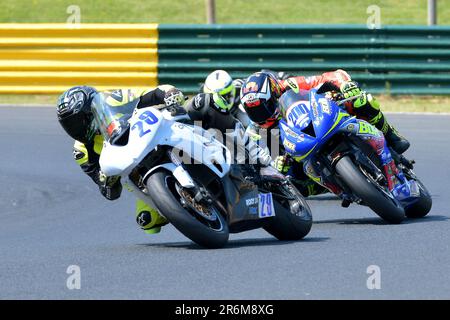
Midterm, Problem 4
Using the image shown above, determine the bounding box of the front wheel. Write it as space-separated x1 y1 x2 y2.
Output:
335 156 405 224
403 171 432 218
146 170 229 249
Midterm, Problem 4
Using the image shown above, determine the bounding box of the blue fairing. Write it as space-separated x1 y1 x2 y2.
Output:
279 89 351 160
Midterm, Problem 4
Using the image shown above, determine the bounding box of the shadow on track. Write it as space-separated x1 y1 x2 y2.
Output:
404 214 448 224
315 214 448 226
138 236 330 250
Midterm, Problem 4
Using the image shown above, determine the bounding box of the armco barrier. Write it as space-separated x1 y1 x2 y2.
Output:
0 24 158 94
158 24 450 95
1 24 450 95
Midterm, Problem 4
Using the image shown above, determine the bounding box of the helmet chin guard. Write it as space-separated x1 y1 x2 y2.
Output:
204 70 236 111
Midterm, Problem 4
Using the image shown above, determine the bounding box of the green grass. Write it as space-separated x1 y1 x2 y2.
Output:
1 0 450 25
1 94 450 114
0 94 59 106
2 1 450 111
377 96 450 113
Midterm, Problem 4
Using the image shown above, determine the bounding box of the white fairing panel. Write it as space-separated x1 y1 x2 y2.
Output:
166 122 231 178
99 107 231 178
100 107 167 176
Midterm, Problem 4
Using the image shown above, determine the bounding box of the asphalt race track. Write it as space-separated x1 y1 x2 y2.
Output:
1 106 449 299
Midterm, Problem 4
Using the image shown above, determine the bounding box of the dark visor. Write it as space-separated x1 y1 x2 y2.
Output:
245 100 278 124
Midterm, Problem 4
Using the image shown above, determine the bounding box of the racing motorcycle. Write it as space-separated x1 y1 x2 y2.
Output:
277 85 432 224
91 93 312 248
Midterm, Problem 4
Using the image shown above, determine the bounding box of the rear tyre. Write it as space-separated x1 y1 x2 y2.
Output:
146 170 229 249
335 156 405 224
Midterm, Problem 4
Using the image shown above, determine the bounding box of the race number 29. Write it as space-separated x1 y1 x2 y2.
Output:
258 193 275 218
131 111 158 137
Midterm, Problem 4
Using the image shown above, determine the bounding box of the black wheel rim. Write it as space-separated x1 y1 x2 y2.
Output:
166 176 224 232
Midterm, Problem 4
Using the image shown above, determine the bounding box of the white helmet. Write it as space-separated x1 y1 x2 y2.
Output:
203 70 236 112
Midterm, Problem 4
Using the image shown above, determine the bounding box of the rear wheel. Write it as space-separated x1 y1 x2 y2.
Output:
335 156 405 224
263 184 313 240
146 170 229 249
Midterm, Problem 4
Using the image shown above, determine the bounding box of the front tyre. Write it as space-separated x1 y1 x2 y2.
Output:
335 156 405 224
403 172 432 218
146 170 229 249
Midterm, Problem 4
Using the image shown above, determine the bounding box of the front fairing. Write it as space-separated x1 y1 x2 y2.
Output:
91 92 139 144
279 89 350 160
99 107 165 176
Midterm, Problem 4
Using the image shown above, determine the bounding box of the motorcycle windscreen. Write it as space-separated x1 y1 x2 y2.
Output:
91 92 139 144
308 90 343 140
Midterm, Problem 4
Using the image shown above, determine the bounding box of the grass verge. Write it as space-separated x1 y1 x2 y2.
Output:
1 0 449 25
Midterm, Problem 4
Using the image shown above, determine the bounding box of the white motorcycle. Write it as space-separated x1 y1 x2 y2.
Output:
91 93 312 248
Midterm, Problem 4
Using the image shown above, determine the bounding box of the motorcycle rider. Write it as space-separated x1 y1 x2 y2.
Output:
239 70 411 196
200 69 294 129
201 70 249 127
56 85 185 235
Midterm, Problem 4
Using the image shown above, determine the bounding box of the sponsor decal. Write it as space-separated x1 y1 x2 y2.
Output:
312 103 319 119
242 81 259 94
283 138 296 151
280 122 300 141
358 122 380 136
246 197 258 206
285 78 299 93
319 98 331 115
242 93 261 107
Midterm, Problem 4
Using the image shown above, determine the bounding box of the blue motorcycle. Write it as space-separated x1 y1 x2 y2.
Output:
278 86 432 223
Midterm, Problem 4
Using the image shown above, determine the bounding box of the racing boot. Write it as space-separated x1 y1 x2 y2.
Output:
352 93 410 154
382 124 410 155
135 199 168 234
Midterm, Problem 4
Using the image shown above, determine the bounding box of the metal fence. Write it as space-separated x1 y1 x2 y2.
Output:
1 23 449 95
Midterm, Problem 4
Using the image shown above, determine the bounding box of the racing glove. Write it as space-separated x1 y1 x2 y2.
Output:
164 88 187 116
245 123 263 141
353 92 369 109
98 171 122 201
273 155 291 174
340 81 362 99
